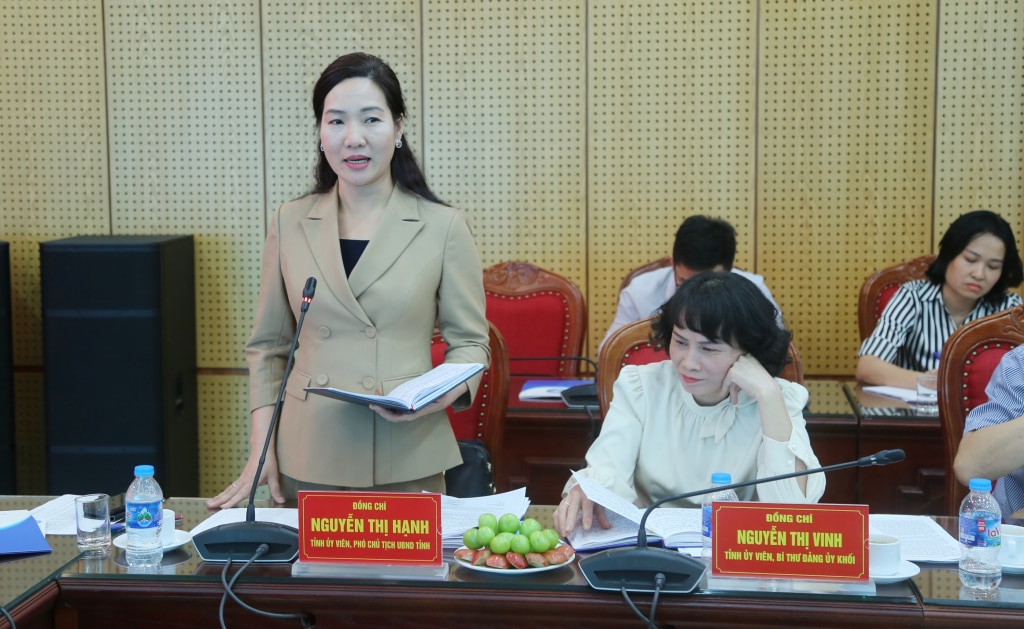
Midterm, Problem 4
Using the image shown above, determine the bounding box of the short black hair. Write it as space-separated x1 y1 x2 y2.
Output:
651 272 792 377
672 215 737 271
925 210 1023 305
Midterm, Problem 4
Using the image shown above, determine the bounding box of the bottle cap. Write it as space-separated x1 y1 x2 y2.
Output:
134 464 155 477
968 478 992 492
711 472 732 485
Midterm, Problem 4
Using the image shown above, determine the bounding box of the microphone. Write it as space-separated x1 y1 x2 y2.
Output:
193 277 317 563
577 448 906 594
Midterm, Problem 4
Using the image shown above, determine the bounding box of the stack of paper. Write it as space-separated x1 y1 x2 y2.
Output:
863 385 918 403
869 514 961 562
441 488 530 548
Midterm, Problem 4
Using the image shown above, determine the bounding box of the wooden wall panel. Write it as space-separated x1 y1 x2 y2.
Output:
0 0 108 493
588 0 758 356
934 0 1024 237
758 0 937 375
423 1 588 288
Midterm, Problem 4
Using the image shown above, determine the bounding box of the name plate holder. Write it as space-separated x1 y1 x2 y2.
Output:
704 503 875 596
291 491 447 580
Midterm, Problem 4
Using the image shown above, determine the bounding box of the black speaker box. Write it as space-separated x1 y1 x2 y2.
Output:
0 241 14 494
41 235 198 497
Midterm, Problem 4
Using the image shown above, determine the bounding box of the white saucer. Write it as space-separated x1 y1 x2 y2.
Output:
113 529 192 553
871 560 920 584
1000 557 1024 574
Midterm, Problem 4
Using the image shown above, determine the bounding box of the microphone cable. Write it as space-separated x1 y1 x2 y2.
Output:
1 604 16 629
620 572 666 628
218 544 316 628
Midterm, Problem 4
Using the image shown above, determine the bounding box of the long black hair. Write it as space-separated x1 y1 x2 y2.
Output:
310 52 444 205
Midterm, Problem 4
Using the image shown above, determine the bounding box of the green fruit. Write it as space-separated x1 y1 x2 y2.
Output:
529 530 551 553
478 513 499 531
542 528 560 548
519 517 542 538
498 512 521 534
510 533 532 555
489 531 514 554
463 527 482 550
476 525 496 548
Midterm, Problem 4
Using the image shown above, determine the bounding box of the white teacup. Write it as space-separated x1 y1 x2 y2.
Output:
160 508 176 545
869 533 901 576
1000 524 1024 564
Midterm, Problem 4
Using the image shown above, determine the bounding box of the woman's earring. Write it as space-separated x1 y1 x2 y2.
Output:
395 138 403 149
319 143 325 152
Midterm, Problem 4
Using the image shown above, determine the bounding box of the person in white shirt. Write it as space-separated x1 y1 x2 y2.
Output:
600 215 782 350
555 272 823 538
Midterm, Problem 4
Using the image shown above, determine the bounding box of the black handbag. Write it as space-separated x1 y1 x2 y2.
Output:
445 440 495 498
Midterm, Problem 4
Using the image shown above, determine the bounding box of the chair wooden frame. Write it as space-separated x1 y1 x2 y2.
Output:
432 321 510 494
597 316 804 415
618 256 673 293
483 260 587 377
857 255 936 341
938 304 1024 515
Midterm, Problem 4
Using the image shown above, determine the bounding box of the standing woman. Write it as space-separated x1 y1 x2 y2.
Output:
209 52 490 508
857 210 1023 389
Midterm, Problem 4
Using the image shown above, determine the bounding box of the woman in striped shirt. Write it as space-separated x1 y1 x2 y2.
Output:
857 210 1024 389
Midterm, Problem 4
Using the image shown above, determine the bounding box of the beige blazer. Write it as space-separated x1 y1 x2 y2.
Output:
246 185 490 487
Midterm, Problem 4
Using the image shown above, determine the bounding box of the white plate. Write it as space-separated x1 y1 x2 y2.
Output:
113 529 193 553
454 544 575 574
871 560 920 584
1001 558 1024 574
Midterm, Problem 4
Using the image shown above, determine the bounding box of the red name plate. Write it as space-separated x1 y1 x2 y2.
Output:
298 491 441 565
710 502 869 581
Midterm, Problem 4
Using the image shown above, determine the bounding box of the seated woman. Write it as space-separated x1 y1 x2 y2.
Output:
554 272 824 537
857 210 1024 389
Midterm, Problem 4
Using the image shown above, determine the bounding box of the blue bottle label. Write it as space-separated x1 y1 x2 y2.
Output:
127 501 163 530
702 503 712 538
959 515 1001 547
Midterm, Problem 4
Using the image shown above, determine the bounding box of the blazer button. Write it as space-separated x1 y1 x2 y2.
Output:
362 376 375 390
318 326 331 338
365 326 377 338
316 374 329 385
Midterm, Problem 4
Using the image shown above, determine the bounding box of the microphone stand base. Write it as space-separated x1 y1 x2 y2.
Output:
192 521 300 563
578 546 705 594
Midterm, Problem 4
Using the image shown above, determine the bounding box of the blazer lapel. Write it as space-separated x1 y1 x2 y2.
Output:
347 188 424 299
300 191 372 325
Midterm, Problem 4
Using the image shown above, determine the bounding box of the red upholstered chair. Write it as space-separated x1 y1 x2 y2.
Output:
596 316 664 415
938 305 1024 514
431 321 510 496
618 256 673 293
857 255 936 341
483 261 588 377
597 316 805 414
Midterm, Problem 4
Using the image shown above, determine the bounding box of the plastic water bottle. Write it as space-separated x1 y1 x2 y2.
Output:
702 472 739 565
125 464 164 568
959 477 1002 590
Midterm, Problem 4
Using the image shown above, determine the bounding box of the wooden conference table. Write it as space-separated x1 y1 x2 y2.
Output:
2 497 1024 628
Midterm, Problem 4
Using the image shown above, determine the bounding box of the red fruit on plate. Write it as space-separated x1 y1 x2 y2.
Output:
505 551 528 569
485 553 510 569
525 552 549 568
472 548 492 566
454 548 475 562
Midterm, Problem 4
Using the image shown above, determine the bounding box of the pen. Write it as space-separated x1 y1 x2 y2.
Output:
933 351 942 360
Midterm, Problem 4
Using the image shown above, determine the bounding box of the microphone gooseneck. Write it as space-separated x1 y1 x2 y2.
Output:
192 277 318 563
577 448 907 594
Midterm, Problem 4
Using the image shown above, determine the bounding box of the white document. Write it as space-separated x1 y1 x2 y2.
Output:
188 508 300 536
569 473 702 550
28 494 79 535
869 514 961 562
863 385 918 403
